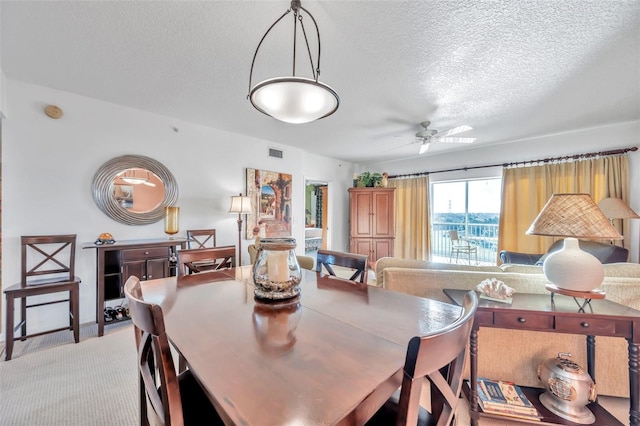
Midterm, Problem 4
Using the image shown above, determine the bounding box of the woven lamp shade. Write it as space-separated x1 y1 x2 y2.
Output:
597 197 640 220
526 193 622 240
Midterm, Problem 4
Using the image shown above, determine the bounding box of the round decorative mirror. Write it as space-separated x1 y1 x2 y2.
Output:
92 155 178 225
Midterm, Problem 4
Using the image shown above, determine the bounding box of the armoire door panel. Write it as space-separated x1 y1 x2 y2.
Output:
372 191 394 238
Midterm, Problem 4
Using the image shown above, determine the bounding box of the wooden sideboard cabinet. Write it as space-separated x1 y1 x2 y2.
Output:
348 187 395 262
84 238 188 336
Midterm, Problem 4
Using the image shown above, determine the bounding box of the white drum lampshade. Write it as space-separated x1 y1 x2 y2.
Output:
526 194 622 293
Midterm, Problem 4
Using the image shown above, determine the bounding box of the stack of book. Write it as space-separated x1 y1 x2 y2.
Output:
474 378 543 421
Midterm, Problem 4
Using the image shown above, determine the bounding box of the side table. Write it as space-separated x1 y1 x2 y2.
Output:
444 289 640 426
83 238 188 336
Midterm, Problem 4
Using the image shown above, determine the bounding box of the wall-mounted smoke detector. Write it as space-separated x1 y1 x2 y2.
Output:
44 104 64 119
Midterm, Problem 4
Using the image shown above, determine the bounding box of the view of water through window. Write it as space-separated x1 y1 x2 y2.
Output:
431 178 502 264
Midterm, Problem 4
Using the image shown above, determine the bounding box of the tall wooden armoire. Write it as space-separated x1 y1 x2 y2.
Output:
348 187 395 262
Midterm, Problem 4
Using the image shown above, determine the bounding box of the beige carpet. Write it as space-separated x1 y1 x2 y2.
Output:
0 321 630 426
0 322 137 426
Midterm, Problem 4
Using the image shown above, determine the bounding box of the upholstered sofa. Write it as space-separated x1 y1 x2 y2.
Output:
375 257 640 397
499 239 629 265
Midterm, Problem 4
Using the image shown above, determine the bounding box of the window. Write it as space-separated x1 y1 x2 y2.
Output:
431 178 501 264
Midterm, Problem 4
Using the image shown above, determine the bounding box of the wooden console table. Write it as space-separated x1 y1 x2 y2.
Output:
83 238 187 336
444 289 640 426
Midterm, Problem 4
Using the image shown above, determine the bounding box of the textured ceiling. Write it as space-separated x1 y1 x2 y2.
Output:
2 1 639 164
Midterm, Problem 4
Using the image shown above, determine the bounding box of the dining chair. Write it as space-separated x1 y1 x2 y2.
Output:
448 230 478 265
124 276 225 426
3 234 81 360
315 249 369 283
186 229 217 249
367 290 478 426
177 246 236 276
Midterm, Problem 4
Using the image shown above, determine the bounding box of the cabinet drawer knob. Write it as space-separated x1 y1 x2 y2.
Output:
581 322 590 328
144 251 150 255
517 317 526 323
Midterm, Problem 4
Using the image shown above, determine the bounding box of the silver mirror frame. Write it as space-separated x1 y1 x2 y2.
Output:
92 155 178 225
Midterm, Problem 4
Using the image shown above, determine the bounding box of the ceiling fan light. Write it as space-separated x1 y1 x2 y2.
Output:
250 77 339 124
419 142 430 154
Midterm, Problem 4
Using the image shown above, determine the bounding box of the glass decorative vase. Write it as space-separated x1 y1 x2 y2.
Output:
253 238 301 300
163 206 180 238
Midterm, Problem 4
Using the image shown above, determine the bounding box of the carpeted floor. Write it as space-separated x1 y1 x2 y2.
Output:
0 320 630 426
0 322 138 426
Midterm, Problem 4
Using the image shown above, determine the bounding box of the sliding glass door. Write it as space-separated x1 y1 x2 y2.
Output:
431 178 501 264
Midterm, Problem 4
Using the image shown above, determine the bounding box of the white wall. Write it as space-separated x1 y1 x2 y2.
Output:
1 80 356 336
366 120 640 262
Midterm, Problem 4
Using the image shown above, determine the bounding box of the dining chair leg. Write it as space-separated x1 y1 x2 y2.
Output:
20 296 27 340
139 373 150 426
71 284 80 343
5 293 14 361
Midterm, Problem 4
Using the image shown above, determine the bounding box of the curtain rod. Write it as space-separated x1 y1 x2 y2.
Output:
388 146 638 179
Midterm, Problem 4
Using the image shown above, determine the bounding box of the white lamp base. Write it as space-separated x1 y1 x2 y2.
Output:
542 238 604 292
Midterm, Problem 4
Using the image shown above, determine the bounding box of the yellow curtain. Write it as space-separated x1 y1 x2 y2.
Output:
498 155 630 256
389 176 430 260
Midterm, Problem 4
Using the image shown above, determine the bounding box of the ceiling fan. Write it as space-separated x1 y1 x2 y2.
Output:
414 121 476 154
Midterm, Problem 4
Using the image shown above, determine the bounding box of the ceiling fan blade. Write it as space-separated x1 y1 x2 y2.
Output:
435 137 477 144
433 125 473 138
418 142 431 154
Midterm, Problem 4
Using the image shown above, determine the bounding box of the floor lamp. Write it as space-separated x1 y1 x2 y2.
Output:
597 197 640 245
228 193 253 266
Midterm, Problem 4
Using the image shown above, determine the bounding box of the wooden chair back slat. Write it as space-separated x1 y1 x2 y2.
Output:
315 250 368 283
21 234 76 285
186 229 217 249
177 246 236 276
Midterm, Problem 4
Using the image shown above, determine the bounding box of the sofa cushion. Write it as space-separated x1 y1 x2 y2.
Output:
501 261 640 278
374 257 503 287
499 264 544 274
602 262 640 278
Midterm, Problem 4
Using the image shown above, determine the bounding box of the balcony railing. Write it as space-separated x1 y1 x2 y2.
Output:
431 222 499 265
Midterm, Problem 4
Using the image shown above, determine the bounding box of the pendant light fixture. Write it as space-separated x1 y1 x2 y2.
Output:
248 0 339 124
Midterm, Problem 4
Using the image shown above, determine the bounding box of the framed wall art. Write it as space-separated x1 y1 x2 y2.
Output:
246 168 292 239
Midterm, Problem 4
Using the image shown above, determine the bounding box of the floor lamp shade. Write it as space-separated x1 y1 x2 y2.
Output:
597 197 640 222
228 195 253 215
526 194 622 292
229 194 253 265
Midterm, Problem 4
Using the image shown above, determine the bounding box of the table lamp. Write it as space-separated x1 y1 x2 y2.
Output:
228 193 253 265
526 193 622 294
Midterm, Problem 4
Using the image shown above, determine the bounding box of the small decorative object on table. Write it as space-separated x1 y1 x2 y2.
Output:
253 238 301 300
164 206 180 238
476 278 515 303
537 352 597 424
94 233 116 245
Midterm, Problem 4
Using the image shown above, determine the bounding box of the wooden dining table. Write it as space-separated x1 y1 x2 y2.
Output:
140 266 465 425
